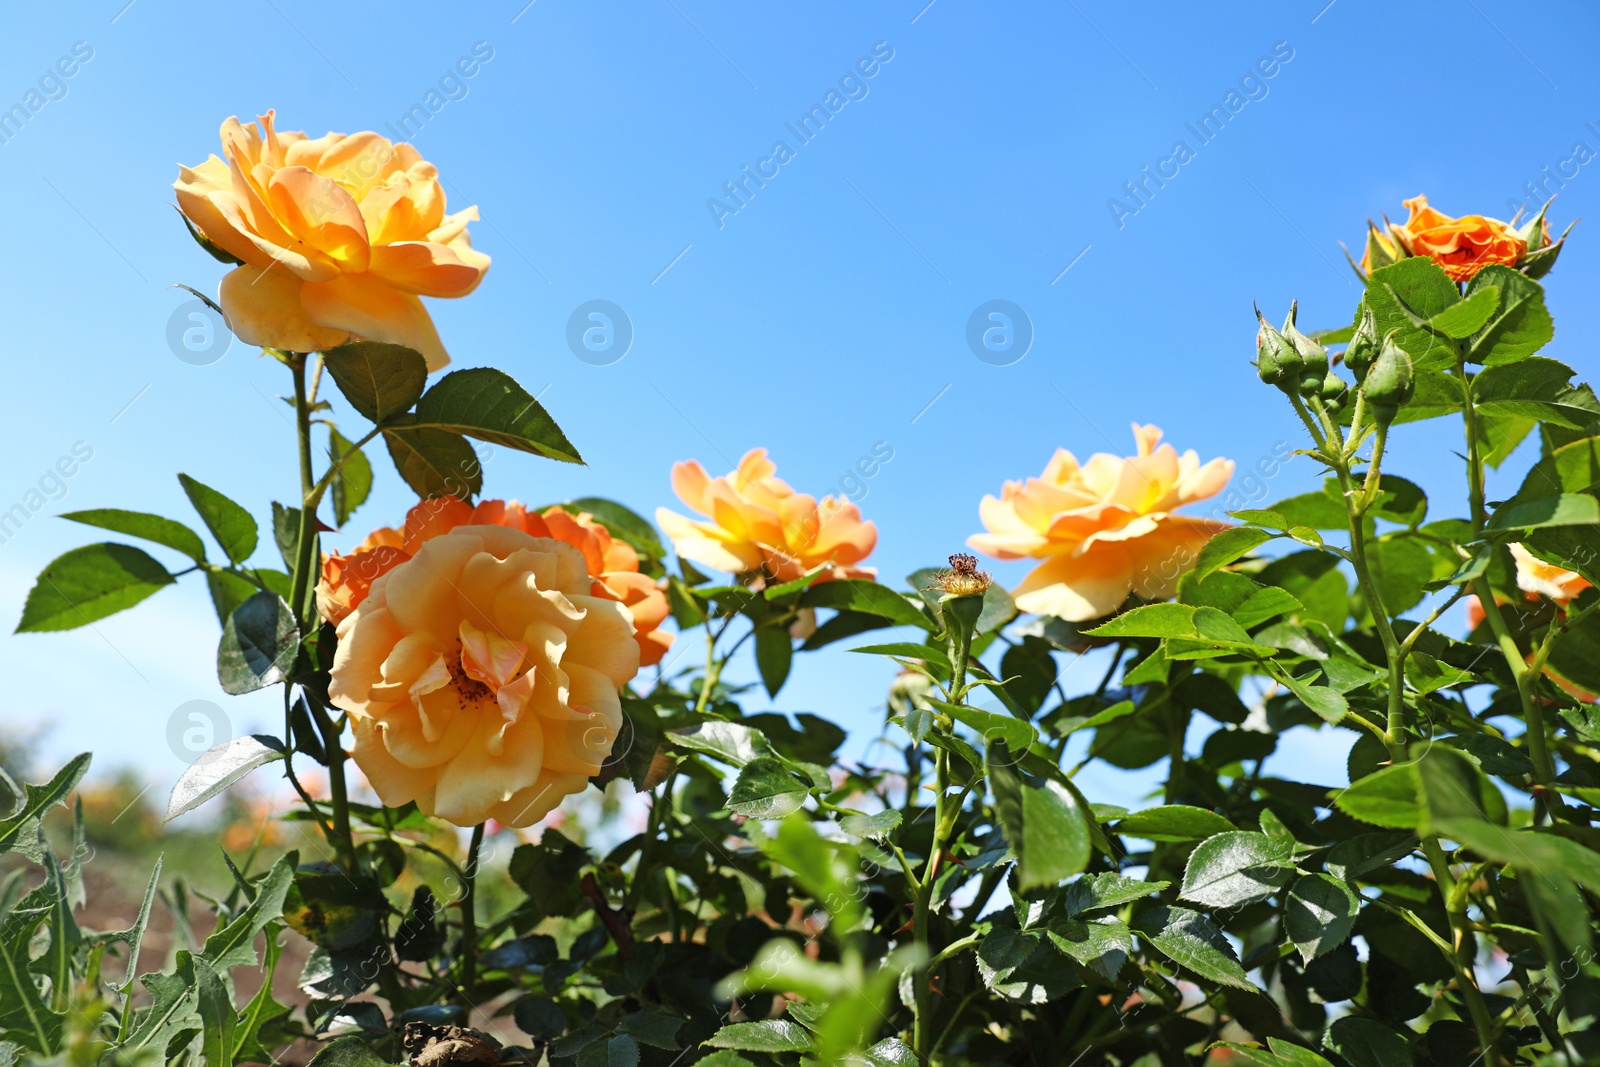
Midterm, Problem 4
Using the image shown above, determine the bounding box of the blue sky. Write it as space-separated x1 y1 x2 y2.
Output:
2 0 1596 811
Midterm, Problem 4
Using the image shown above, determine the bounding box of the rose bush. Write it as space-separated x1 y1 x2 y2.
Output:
9 115 1600 1067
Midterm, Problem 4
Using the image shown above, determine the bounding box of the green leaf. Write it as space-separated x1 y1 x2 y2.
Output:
1478 412 1538 468
0 918 63 1053
329 426 373 528
977 927 1081 1003
850 642 951 671
558 497 666 562
1425 283 1498 338
199 852 295 970
803 579 935 631
840 810 902 838
0 753 89 861
166 734 285 822
1195 527 1275 582
1085 602 1198 638
1213 1041 1336 1067
413 367 582 463
1416 746 1506 832
60 509 206 562
933 699 1036 753
706 1019 815 1053
1325 1016 1413 1067
15 543 174 632
1046 916 1133 982
1405 651 1475 695
206 568 259 626
754 627 792 698
1369 475 1429 526
382 422 483 499
178 473 258 564
218 592 300 695
1486 492 1600 535
1277 670 1348 725
1285 874 1359 962
1335 764 1421 829
989 741 1091 891
1505 435 1600 585
1233 587 1304 630
1062 873 1170 918
1465 263 1553 366
305 1034 393 1066
1324 833 1414 881
1365 259 1462 371
667 721 771 767
1179 831 1293 908
1114 805 1237 843
321 340 429 422
1387 367 1466 424
727 757 808 819
1269 488 1348 530
1132 905 1254 990
194 958 236 1067
1474 356 1600 430
1439 819 1600 891
231 922 289 1063
1368 535 1433 614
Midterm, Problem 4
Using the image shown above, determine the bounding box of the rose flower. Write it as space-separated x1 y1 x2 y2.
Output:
1466 544 1594 702
968 424 1233 621
328 525 639 827
174 110 488 368
1360 195 1533 282
318 498 673 666
655 448 877 584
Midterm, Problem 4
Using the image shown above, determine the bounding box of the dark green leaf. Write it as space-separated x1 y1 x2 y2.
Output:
200 852 295 970
1046 917 1133 982
1325 1016 1413 1067
329 426 373 528
803 579 934 631
1179 831 1293 908
1466 264 1553 366
989 741 1091 891
414 367 581 463
218 592 299 694
754 627 792 698
321 340 429 422
1475 356 1600 430
1062 872 1170 916
15 543 174 632
559 497 665 561
1114 805 1237 843
1335 764 1421 829
934 699 1036 753
382 422 483 499
706 1019 815 1052
1132 905 1253 990
1285 874 1359 962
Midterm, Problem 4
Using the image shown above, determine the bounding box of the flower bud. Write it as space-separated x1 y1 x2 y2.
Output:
1344 304 1379 383
1282 301 1329 395
1320 369 1348 408
1254 304 1301 390
1365 328 1414 424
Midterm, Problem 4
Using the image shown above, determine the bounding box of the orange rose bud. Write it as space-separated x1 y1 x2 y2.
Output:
174 111 489 366
655 449 878 584
316 543 411 625
968 425 1233 621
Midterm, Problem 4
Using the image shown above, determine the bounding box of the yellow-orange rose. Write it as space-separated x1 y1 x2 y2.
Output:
968 424 1233 621
174 110 488 368
327 525 639 827
655 449 877 583
317 497 674 666
1510 542 1590 603
1363 195 1526 283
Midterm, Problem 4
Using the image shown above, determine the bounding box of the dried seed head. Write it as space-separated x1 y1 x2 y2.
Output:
934 553 991 597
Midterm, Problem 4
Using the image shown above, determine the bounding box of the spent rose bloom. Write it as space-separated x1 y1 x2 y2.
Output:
328 525 639 827
968 424 1233 621
174 110 488 368
1360 195 1529 282
655 449 877 583
317 497 673 666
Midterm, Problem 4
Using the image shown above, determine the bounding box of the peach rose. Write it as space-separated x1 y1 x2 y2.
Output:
328 525 639 827
174 110 488 368
317 497 673 665
1510 542 1591 603
968 424 1233 621
655 449 877 584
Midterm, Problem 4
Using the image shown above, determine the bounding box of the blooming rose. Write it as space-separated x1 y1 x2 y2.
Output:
174 111 488 368
328 525 639 827
655 449 877 583
968 424 1233 621
317 498 672 666
1361 195 1527 282
1510 542 1591 603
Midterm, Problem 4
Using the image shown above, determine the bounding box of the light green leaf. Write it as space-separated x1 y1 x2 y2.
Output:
199 852 296 971
727 757 808 819
933 699 1036 753
1474 356 1600 430
667 721 771 767
0 753 89 862
178 473 258 564
15 543 174 632
1114 805 1237 843
60 509 206 562
705 1019 815 1053
1425 283 1498 338
1335 764 1421 829
1132 906 1253 990
1465 264 1552 366
1195 527 1276 582
989 742 1091 891
165 735 285 822
1179 831 1293 908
